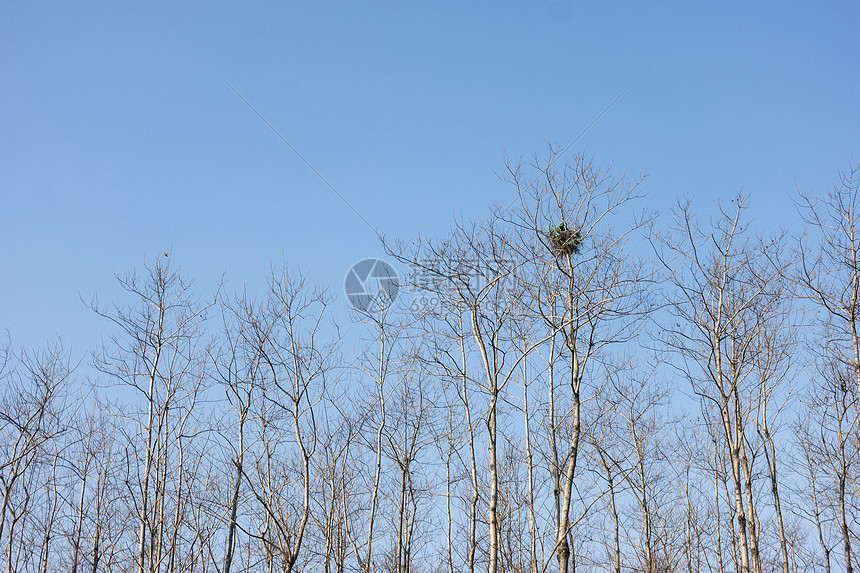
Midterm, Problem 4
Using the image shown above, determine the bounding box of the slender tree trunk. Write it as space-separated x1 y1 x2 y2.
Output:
684 462 693 573
761 425 790 573
224 410 246 573
630 420 653 573
71 471 87 573
463 339 479 573
90 469 104 573
153 421 169 573
557 253 583 573
90 521 101 573
166 436 185 573
557 355 581 573
487 393 500 573
598 451 621 573
556 382 580 573
397 463 407 573
728 435 751 573
470 308 499 573
805 450 831 573
850 278 860 408
714 440 725 573
0 483 12 562
364 334 386 573
39 456 60 573
138 335 163 573
716 349 750 573
837 421 854 573
548 340 561 566
523 355 538 573
286 385 313 573
444 440 453 573
739 439 761 573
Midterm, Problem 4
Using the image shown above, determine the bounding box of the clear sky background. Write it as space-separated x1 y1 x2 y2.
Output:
1 2 859 356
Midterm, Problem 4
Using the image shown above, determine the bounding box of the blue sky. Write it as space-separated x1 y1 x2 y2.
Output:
1 1 859 354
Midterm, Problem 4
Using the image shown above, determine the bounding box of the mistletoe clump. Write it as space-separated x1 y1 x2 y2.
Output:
548 221 584 256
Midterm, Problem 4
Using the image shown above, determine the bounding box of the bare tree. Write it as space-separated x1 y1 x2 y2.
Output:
238 264 337 573
653 196 796 573
339 302 403 573
507 148 649 573
212 287 273 573
90 257 210 573
0 341 70 573
67 408 126 573
391 211 540 573
796 162 860 408
420 307 481 573
676 209 768 572
605 360 673 573
797 414 835 573
799 360 859 573
750 287 796 573
310 411 357 573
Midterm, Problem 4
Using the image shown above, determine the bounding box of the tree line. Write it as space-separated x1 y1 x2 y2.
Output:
1 149 858 573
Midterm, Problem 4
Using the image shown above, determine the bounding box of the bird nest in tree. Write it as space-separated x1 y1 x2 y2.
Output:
548 221 584 255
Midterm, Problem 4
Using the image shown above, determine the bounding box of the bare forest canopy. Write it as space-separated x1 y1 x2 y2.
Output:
2 152 859 573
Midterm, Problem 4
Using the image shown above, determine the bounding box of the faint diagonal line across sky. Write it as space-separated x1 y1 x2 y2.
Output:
556 81 634 164
226 79 633 242
224 80 382 239
483 81 635 244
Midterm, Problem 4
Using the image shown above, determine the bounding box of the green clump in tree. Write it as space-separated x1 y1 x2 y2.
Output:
548 221 584 255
